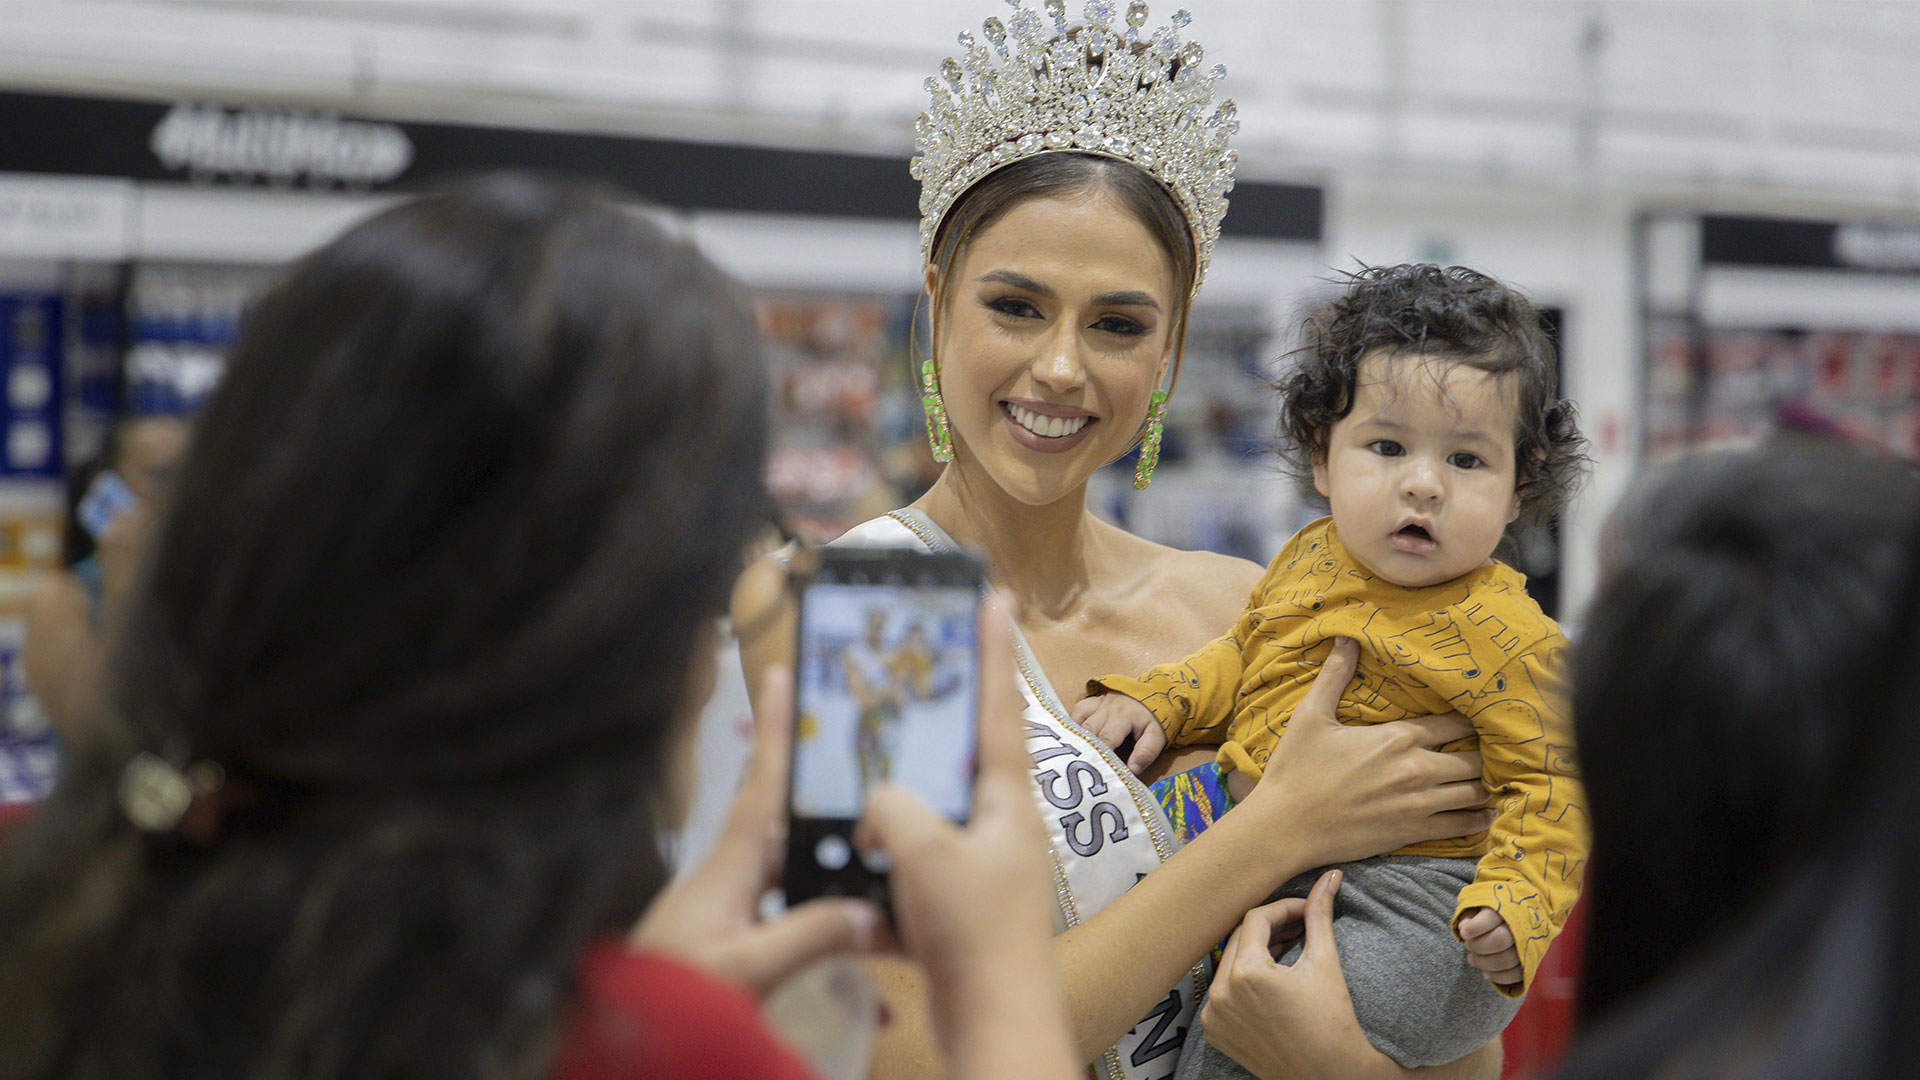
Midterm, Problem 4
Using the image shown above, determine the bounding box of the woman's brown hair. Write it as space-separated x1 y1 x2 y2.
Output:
0 173 768 1080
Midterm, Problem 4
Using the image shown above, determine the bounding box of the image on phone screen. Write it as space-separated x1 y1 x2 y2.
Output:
792 580 978 823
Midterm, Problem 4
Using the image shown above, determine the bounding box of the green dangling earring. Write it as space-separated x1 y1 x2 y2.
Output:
1133 388 1168 490
920 356 953 463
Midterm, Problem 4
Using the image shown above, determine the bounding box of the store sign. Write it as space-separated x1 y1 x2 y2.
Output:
1702 213 1920 276
0 176 133 259
1832 223 1920 273
0 90 1332 239
149 103 413 188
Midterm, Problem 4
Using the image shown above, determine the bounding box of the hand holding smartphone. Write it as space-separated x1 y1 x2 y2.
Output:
783 548 984 915
645 573 1075 1080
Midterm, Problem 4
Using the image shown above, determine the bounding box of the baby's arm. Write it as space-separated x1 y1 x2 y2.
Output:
1450 642 1589 998
1081 562 1280 773
1086 621 1252 752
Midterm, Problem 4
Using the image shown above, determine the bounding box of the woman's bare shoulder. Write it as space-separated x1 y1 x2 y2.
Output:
1101 524 1263 624
1160 547 1264 623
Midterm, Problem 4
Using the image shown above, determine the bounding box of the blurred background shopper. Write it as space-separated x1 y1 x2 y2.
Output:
23 414 193 742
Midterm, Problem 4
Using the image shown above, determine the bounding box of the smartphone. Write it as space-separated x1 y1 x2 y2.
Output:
784 547 984 914
77 470 138 540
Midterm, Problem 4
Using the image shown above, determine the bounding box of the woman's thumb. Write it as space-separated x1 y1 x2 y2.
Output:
853 782 945 857
1298 868 1342 964
1295 637 1360 726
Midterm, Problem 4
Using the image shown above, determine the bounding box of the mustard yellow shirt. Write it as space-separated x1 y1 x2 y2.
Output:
1092 517 1587 996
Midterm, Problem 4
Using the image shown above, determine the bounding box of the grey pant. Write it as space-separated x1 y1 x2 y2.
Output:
1175 854 1519 1076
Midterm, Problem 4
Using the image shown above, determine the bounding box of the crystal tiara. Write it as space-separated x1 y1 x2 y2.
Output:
911 0 1238 289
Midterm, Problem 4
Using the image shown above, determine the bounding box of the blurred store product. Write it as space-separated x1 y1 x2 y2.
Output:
1642 212 1920 463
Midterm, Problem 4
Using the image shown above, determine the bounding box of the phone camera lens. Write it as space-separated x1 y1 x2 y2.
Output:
814 834 853 870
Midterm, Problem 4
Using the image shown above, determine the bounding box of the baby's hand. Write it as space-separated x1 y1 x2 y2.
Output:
1070 693 1167 775
1456 907 1522 988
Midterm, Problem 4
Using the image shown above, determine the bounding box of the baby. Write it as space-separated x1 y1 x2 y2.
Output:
1076 264 1590 1068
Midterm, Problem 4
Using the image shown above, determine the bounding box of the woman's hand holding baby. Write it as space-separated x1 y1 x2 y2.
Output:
1072 693 1167 774
1202 870 1388 1079
1244 638 1494 870
1077 639 1497 868
1203 870 1504 1080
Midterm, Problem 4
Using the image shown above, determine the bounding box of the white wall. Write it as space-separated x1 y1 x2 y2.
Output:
9 2 1920 208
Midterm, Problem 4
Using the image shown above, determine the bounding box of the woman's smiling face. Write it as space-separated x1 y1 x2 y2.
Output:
929 187 1179 506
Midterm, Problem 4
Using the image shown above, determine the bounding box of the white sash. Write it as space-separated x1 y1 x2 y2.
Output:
833 510 1204 1080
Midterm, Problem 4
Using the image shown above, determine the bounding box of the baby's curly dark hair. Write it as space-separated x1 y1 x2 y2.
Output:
1278 263 1589 529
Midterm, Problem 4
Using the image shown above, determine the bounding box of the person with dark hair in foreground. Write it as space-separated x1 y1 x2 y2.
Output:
0 174 1077 1080
1552 439 1920 1079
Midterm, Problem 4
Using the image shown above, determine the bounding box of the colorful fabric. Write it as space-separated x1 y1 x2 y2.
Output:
1151 760 1235 970
0 731 56 804
0 622 59 804
1151 759 1235 847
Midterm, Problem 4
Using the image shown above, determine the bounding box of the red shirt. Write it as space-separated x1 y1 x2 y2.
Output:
554 940 824 1080
0 801 36 834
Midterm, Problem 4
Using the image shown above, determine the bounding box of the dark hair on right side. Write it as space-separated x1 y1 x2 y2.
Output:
1276 263 1588 529
0 173 768 1080
1558 439 1920 1078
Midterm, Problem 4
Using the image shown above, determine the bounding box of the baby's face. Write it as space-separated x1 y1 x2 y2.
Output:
1313 351 1520 588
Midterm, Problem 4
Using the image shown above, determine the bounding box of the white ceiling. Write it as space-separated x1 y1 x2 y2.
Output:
5 0 1920 208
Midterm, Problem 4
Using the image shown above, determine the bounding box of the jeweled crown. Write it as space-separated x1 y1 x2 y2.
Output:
912 0 1238 289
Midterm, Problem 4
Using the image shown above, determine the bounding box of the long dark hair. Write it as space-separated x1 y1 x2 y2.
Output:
0 174 768 1079
1559 438 1920 1078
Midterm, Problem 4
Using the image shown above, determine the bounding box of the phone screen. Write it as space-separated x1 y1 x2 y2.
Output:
793 579 978 821
78 470 138 539
785 550 981 910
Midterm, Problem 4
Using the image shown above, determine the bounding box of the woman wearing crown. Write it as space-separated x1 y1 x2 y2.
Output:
739 3 1502 1078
